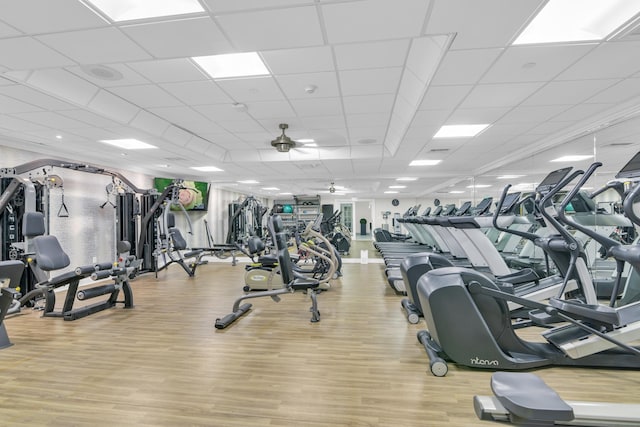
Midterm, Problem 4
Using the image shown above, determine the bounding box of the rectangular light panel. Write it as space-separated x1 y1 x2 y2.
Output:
410 159 442 166
100 138 157 149
87 0 204 22
192 52 270 79
551 155 593 162
514 0 640 45
434 124 489 138
191 166 223 172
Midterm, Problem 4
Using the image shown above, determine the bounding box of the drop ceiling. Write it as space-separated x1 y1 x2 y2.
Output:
1 0 640 201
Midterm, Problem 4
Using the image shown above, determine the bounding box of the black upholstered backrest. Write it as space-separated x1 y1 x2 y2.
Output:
247 236 265 255
23 211 45 237
32 235 70 271
169 228 187 250
270 215 293 284
0 260 24 289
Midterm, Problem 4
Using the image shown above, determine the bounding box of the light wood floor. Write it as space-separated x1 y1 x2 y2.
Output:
2 243 640 426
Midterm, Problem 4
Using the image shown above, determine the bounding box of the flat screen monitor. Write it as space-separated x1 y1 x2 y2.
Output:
474 197 493 215
499 192 521 214
615 151 640 179
154 178 209 211
536 167 572 194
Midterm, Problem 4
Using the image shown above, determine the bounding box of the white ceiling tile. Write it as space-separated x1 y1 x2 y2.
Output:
460 82 546 108
10 111 90 129
203 0 310 12
431 48 503 85
219 119 265 133
121 17 233 58
410 109 451 128
585 78 640 104
247 100 296 119
163 125 194 147
346 113 390 129
549 103 616 123
0 94 43 113
160 81 232 105
299 115 345 129
64 127 121 140
127 59 207 83
109 85 183 108
1 0 107 34
528 120 577 136
446 107 510 124
522 79 620 106
66 64 149 87
339 68 402 96
0 85 76 110
57 109 123 127
195 104 262 122
130 110 170 136
88 90 141 124
0 114 49 132
322 0 428 44
334 39 410 70
149 106 210 124
557 41 640 81
498 105 571 124
481 44 595 84
290 97 343 116
0 20 22 38
261 46 335 75
419 85 472 111
276 71 339 99
343 94 395 114
0 77 14 86
426 0 543 49
172 120 225 134
216 7 323 51
26 69 99 106
0 37 75 69
215 77 286 102
348 128 387 144
37 28 151 64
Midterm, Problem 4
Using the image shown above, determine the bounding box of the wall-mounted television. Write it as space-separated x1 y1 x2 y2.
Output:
154 178 210 211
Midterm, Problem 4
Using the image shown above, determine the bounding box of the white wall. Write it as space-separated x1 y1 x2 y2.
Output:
0 145 258 272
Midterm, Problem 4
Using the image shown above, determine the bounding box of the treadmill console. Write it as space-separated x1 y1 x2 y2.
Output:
499 192 521 214
615 151 640 179
536 167 572 195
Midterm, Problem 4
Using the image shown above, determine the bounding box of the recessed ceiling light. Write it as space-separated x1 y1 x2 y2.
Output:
410 159 442 166
297 138 315 143
396 177 418 181
156 164 170 168
192 52 270 79
87 0 204 22
190 166 223 172
497 175 525 179
238 180 259 184
434 124 490 138
551 155 593 162
449 190 465 194
389 185 406 189
278 192 293 195
513 0 640 45
466 184 492 188
262 187 279 191
384 191 398 194
100 139 157 150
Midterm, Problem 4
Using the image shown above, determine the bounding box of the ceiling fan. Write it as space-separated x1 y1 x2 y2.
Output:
270 123 297 153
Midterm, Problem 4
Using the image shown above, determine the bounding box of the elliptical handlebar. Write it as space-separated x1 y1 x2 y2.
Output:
556 162 621 252
492 185 539 241
538 169 583 245
622 180 640 227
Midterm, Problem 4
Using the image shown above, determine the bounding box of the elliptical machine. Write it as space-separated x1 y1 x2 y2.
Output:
415 163 640 376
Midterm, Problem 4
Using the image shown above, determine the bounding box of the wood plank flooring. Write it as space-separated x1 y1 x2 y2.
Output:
1 241 639 426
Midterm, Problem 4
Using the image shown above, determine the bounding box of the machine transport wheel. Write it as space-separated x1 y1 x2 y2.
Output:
430 359 448 377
